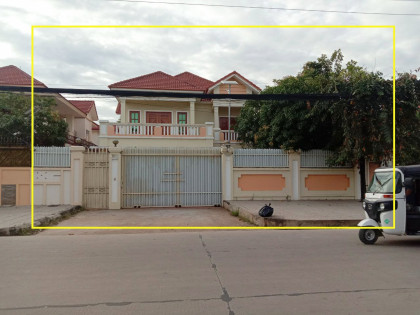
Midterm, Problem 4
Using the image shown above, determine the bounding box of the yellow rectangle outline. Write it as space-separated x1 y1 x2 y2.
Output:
31 25 396 230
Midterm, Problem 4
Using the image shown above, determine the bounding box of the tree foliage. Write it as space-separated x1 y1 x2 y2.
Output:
236 50 420 166
0 92 68 146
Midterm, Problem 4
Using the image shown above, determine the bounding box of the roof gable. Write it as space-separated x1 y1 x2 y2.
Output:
208 71 261 93
68 100 98 120
0 65 46 87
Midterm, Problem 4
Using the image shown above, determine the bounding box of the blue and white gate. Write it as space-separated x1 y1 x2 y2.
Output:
121 147 222 207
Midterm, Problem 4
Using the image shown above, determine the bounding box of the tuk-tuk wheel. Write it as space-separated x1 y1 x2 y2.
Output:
359 228 379 245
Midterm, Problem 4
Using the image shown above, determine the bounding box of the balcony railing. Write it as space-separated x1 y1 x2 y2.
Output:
100 122 214 138
217 130 240 142
66 134 96 147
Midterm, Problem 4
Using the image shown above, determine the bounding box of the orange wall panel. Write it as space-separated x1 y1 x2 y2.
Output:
238 174 285 191
18 184 30 206
305 174 350 191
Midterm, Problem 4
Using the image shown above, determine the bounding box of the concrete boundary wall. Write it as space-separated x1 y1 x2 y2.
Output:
231 150 359 201
0 167 31 206
33 168 72 205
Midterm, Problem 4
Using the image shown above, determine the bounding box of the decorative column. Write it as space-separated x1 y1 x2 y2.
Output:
213 106 219 129
221 145 234 201
190 101 195 124
120 98 126 123
288 151 300 201
108 147 122 209
70 146 85 206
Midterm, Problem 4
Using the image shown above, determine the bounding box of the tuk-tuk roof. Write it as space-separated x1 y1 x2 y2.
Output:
396 165 420 177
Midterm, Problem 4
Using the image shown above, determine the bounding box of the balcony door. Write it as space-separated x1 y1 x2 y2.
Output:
219 117 237 130
146 112 172 124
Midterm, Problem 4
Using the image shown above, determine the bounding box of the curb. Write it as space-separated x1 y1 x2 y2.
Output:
223 201 359 228
0 206 84 236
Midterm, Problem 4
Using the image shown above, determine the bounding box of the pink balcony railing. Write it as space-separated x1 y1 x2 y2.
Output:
102 123 211 138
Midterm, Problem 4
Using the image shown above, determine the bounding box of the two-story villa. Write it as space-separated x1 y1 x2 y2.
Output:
99 71 261 147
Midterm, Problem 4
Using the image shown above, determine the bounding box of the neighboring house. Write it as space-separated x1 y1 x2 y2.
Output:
0 65 98 146
67 100 99 145
99 71 261 147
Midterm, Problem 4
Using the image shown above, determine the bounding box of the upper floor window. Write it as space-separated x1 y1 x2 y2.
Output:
130 111 140 123
177 112 187 124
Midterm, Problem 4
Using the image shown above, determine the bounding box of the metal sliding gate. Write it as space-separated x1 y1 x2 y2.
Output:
83 147 109 209
121 147 222 207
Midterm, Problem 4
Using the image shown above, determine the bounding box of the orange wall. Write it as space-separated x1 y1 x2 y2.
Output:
238 174 286 191
0 167 31 206
305 174 350 191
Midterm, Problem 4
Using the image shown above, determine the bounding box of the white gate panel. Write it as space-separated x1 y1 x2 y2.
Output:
122 147 221 207
83 148 109 209
179 155 221 206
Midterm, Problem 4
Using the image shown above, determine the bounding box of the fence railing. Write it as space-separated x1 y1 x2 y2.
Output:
300 150 351 168
34 147 71 168
234 149 288 168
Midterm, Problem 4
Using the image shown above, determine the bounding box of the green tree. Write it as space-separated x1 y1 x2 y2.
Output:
394 73 420 165
235 50 345 151
0 92 68 146
236 51 420 198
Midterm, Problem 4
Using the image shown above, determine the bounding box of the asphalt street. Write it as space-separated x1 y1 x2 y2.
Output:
1 230 419 314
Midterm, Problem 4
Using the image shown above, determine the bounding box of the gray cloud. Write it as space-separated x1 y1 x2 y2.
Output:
1 0 419 121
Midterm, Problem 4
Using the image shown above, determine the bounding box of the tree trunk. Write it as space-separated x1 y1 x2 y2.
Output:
359 158 366 201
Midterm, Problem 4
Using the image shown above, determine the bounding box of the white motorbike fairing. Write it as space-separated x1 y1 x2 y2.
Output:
357 218 380 227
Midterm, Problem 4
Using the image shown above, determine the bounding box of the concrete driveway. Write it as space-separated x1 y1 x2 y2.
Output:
39 207 252 235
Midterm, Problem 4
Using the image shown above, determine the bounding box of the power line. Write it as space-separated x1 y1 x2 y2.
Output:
107 0 420 16
0 86 343 101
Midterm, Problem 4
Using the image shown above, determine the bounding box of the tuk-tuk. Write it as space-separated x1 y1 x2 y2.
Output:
358 165 420 244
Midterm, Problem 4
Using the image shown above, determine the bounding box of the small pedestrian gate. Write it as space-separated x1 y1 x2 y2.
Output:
121 147 222 207
83 147 109 209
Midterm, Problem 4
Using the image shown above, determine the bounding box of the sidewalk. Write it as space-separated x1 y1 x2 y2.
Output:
224 200 363 227
0 205 81 236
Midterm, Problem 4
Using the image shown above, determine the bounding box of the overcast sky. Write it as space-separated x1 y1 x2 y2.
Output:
1 0 419 121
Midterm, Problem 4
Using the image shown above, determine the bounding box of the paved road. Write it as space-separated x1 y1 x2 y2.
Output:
1 231 419 314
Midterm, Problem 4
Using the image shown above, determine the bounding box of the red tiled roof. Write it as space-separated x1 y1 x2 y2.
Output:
92 122 99 130
109 71 203 91
111 70 261 114
68 100 95 114
209 71 261 92
0 65 47 87
174 72 214 90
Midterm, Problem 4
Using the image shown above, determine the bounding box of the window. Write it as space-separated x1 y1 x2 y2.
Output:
129 111 140 123
177 112 187 124
146 112 172 124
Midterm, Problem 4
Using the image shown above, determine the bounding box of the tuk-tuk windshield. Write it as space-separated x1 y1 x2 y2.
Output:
367 171 402 194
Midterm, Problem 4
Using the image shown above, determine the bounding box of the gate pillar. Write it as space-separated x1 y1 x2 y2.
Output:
221 145 234 201
108 147 122 209
70 146 85 206
288 151 300 201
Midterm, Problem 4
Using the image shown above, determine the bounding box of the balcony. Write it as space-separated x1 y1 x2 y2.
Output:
99 121 215 147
